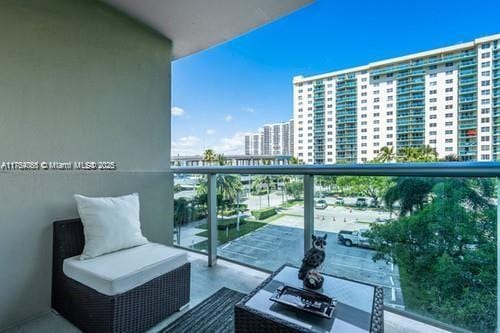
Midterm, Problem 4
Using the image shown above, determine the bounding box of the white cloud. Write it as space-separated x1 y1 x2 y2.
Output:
242 106 255 113
171 106 185 117
224 114 233 122
171 132 246 156
213 132 246 155
206 128 216 135
171 135 201 155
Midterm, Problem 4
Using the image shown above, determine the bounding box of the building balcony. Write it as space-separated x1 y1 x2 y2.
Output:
458 68 477 77
459 78 478 85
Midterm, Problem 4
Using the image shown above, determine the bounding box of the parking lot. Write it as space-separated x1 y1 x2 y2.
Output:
218 221 404 308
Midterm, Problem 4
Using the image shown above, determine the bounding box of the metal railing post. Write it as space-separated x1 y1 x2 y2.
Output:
207 173 218 267
304 174 314 254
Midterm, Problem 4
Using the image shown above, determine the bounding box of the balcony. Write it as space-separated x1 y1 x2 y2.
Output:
171 162 498 333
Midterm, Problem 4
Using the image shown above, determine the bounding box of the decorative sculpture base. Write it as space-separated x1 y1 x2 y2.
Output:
303 269 324 290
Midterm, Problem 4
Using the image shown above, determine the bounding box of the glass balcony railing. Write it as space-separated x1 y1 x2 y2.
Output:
173 162 499 333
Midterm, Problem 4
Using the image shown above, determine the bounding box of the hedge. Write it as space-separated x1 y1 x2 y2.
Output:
217 218 247 230
251 207 277 220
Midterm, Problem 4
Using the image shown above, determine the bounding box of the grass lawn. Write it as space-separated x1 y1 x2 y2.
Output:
192 214 283 251
280 199 304 208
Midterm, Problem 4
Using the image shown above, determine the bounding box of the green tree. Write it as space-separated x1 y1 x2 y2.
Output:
369 178 496 332
375 146 396 163
216 153 226 166
173 183 184 193
442 154 460 162
203 149 216 165
384 177 436 216
253 175 274 207
397 145 438 162
173 197 191 244
285 181 304 200
335 176 392 207
196 174 242 220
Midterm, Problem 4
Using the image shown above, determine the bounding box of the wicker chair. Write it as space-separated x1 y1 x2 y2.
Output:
52 218 190 333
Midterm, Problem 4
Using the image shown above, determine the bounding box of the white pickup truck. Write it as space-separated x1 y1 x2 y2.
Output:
337 229 372 248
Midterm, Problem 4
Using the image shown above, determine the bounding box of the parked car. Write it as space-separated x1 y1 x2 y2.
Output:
315 199 328 209
335 197 344 205
337 229 372 248
355 197 367 207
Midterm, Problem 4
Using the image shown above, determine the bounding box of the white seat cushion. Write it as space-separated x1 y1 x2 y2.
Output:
63 243 188 296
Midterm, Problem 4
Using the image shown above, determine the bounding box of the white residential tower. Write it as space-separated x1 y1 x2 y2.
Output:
293 34 500 164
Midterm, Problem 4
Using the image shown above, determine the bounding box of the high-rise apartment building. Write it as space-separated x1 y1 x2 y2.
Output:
244 119 294 156
293 34 500 164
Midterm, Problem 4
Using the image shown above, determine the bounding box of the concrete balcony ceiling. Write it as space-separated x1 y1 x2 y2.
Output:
102 0 314 59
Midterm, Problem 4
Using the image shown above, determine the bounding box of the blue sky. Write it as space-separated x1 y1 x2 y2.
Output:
171 0 499 156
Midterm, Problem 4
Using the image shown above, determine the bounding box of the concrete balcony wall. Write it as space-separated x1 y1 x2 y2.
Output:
0 0 173 329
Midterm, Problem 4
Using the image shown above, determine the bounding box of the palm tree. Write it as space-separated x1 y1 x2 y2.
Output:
217 174 242 220
442 154 460 162
203 149 216 166
420 145 438 162
174 198 190 244
289 156 301 165
375 146 396 163
278 175 293 203
216 153 226 166
397 146 418 162
254 175 274 207
396 146 438 162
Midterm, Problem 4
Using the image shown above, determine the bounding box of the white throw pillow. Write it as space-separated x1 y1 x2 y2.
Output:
74 193 148 260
